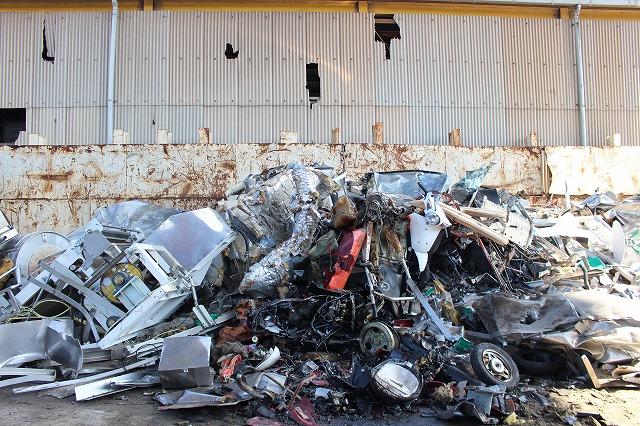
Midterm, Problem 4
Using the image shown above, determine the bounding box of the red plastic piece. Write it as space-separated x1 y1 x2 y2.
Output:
325 228 366 291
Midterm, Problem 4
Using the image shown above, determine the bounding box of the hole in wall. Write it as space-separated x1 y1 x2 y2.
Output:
225 43 239 59
0 108 27 145
306 63 320 108
41 19 55 63
374 14 401 60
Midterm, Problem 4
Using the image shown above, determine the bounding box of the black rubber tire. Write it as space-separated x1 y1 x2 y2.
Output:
512 349 566 376
470 342 520 390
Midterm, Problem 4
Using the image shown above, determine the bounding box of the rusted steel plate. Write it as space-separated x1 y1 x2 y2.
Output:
125 144 238 200
1 143 547 234
1 145 127 199
546 147 640 195
344 145 542 195
233 143 344 179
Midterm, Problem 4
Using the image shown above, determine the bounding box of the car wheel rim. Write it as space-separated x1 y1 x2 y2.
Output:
482 349 512 382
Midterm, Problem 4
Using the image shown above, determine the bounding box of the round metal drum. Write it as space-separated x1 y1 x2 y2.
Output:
370 360 423 403
359 321 400 356
12 232 70 281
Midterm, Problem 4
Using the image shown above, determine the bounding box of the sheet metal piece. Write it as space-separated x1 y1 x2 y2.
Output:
13 356 158 394
144 208 236 275
240 165 324 298
75 370 156 401
158 336 212 390
156 387 252 410
0 319 82 370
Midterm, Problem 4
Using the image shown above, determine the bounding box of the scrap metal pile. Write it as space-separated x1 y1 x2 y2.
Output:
1 162 640 424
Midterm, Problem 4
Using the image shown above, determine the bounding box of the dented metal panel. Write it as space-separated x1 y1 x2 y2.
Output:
116 11 169 107
202 12 238 106
124 144 237 199
5 143 622 234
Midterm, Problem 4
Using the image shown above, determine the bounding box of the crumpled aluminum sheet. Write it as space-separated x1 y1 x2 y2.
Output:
220 164 336 251
538 319 640 364
450 162 495 203
475 290 640 363
473 292 581 342
68 200 182 240
239 165 324 299
371 170 451 200
0 319 82 370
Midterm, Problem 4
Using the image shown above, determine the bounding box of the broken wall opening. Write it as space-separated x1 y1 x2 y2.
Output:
306 63 320 107
0 108 26 144
374 14 401 60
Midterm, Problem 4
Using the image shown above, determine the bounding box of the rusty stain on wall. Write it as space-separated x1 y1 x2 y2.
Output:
3 144 635 234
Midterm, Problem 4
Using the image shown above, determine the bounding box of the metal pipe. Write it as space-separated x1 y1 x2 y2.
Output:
106 0 119 145
573 5 588 147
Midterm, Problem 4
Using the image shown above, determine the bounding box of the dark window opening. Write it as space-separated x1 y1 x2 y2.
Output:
225 43 239 59
374 14 401 60
306 63 320 108
0 109 26 145
42 21 55 63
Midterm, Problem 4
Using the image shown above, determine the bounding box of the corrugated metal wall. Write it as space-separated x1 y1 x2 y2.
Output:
1 11 639 146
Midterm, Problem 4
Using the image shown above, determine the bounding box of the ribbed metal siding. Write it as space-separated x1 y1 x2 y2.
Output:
272 13 307 107
408 107 444 145
66 106 105 144
202 12 238 106
338 13 374 106
237 12 273 106
28 107 67 145
237 106 273 142
31 13 68 108
65 13 109 107
116 11 169 106
169 11 203 106
342 106 375 143
203 106 238 144
305 13 341 107
581 20 640 146
274 106 308 141
375 107 408 144
374 15 408 107
403 14 441 108
159 106 204 144
307 105 341 144
0 13 38 108
114 106 159 144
